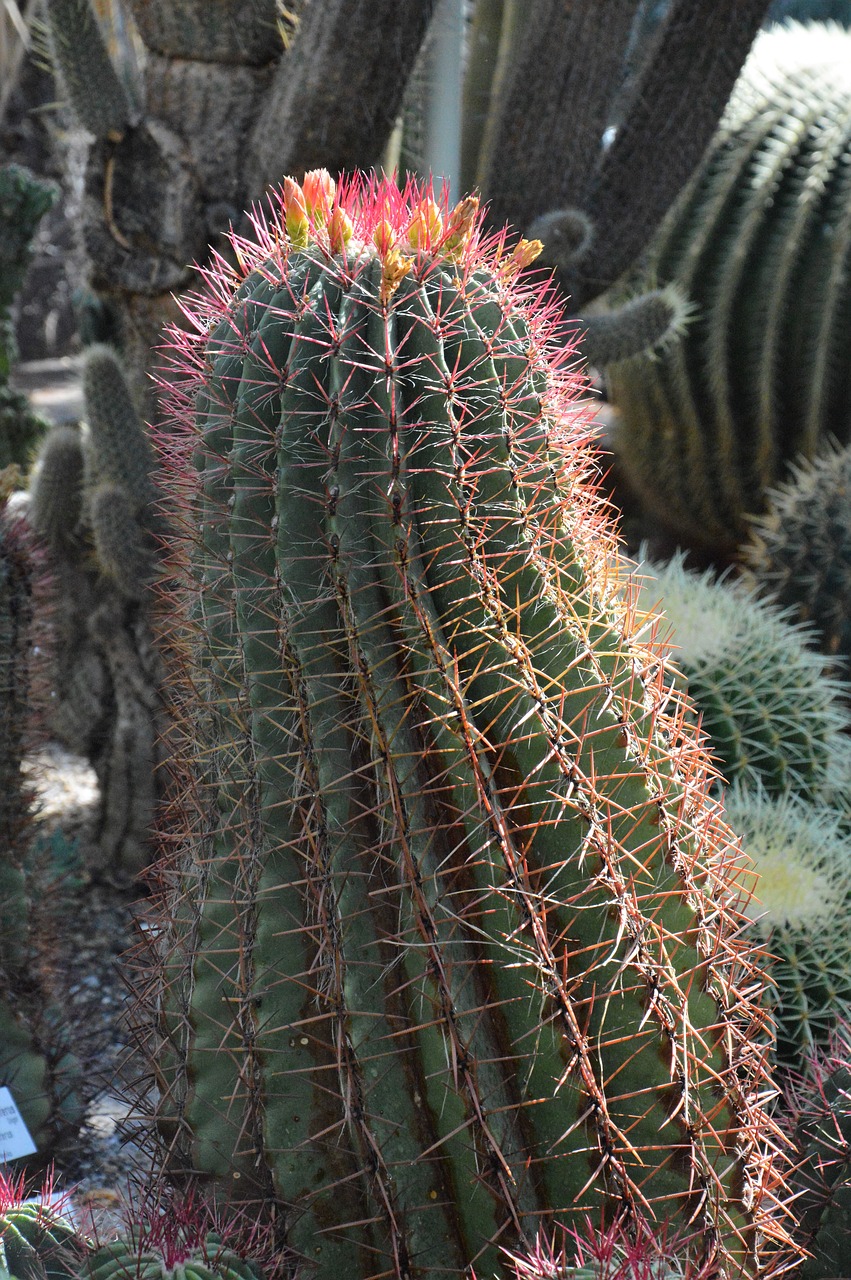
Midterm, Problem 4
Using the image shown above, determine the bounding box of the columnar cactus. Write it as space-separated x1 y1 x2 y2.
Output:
606 22 851 551
27 346 163 878
0 165 55 471
147 174 793 1279
0 506 83 1157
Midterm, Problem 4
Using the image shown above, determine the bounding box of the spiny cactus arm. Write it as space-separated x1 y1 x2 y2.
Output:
246 0 437 197
27 428 85 554
122 0 283 64
82 345 155 513
526 208 594 275
573 285 695 369
567 0 774 307
43 0 133 141
479 0 636 242
89 483 151 598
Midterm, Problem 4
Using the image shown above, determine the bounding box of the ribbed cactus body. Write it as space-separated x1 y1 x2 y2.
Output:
0 1197 82 1280
86 1235 263 1280
723 785 851 1066
151 177 790 1279
634 554 851 800
607 23 851 550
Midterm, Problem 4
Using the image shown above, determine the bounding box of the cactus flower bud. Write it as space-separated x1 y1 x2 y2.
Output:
282 176 309 248
302 168 336 224
443 194 479 259
327 204 354 253
408 196 443 250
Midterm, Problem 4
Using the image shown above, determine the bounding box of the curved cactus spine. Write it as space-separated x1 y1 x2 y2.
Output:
606 23 851 550
722 784 851 1067
149 173 794 1279
743 438 851 678
634 552 851 799
43 0 133 141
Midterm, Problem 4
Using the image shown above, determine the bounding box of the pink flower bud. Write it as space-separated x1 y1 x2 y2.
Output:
302 169 336 224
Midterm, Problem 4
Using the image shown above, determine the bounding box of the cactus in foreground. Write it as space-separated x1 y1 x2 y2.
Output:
634 553 851 799
146 173 794 1279
722 784 851 1067
27 347 163 878
0 1171 83 1280
606 22 851 551
783 1025 851 1278
743 439 851 679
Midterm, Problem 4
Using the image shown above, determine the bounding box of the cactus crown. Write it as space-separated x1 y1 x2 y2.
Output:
152 172 795 1279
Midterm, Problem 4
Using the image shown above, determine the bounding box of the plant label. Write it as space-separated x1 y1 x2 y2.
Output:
0 1088 36 1161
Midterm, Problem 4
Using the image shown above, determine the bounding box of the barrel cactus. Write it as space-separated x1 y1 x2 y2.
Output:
744 438 851 679
606 22 851 551
722 784 851 1067
0 1171 83 1280
783 1025 851 1279
634 552 851 800
145 172 794 1279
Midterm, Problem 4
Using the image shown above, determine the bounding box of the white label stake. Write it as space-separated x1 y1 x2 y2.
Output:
0 1087 37 1161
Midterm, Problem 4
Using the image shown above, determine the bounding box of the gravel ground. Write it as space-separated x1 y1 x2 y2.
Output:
22 743 156 1234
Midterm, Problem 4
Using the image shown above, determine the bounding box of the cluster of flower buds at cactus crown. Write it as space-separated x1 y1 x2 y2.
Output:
278 169 544 304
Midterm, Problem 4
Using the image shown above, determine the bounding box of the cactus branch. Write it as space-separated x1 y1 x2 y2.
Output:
247 0 437 195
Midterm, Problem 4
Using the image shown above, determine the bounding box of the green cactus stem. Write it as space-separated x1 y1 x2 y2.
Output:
634 551 851 799
144 173 795 1280
28 427 86 555
574 284 695 369
43 0 133 141
606 22 851 551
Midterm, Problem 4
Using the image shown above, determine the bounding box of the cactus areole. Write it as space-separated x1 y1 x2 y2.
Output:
154 175 791 1280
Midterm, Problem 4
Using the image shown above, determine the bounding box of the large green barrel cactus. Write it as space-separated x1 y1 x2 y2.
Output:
606 22 851 551
147 174 793 1279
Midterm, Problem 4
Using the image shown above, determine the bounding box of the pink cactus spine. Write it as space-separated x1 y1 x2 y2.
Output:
143 173 797 1279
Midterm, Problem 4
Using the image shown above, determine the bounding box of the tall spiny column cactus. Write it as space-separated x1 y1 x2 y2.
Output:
27 346 163 877
146 173 794 1280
